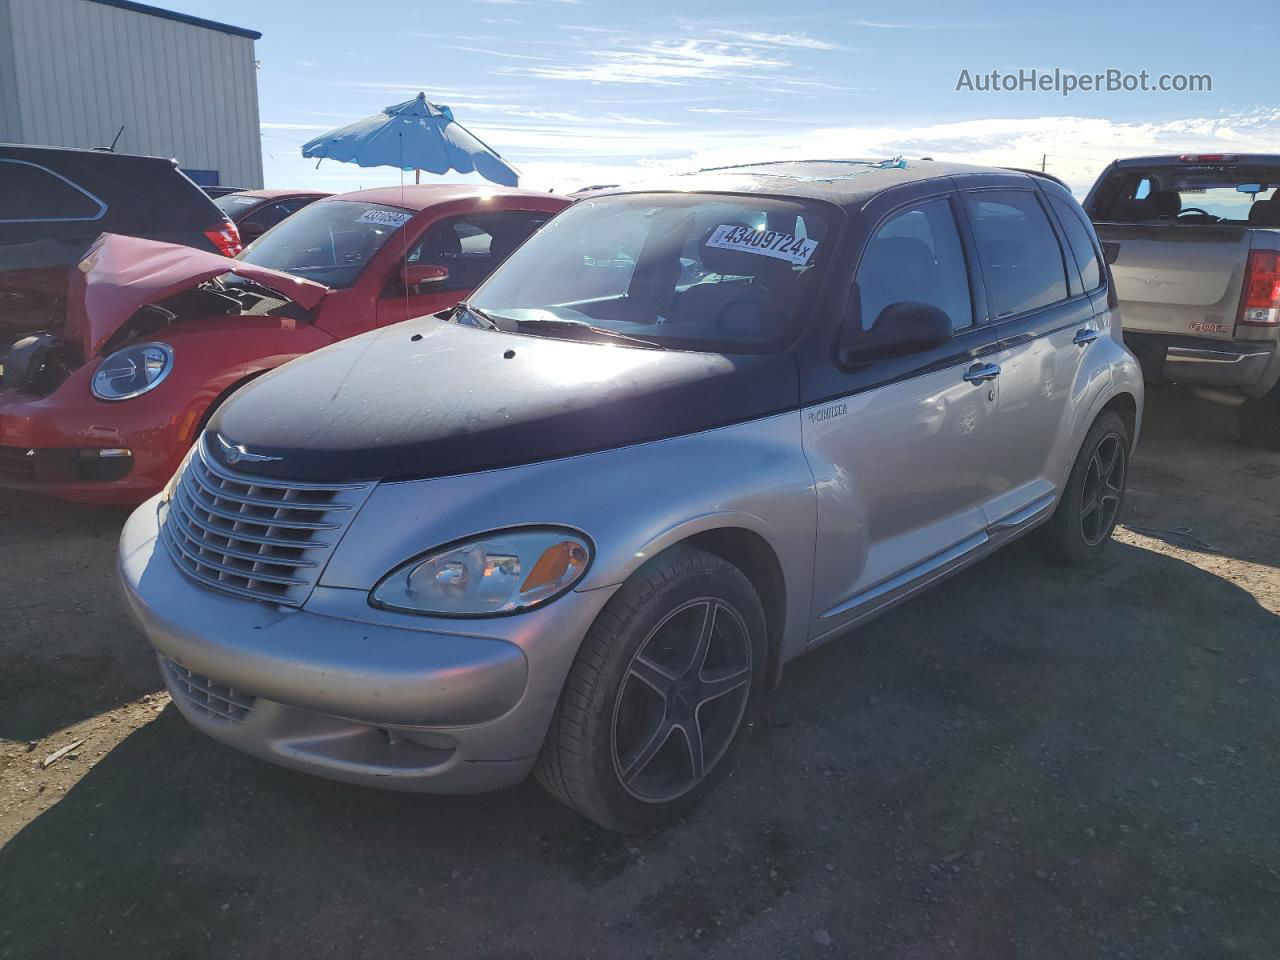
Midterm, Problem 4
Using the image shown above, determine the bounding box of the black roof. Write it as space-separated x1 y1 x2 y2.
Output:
587 158 1049 212
85 0 260 40
0 142 177 167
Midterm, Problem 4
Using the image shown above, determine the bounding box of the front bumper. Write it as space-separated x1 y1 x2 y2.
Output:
0 386 180 503
119 497 614 793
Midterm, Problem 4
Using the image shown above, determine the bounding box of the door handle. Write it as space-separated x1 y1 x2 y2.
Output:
1073 328 1100 346
963 362 1001 384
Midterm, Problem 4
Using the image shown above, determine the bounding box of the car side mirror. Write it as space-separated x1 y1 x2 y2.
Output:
400 263 449 291
240 221 266 242
842 301 953 363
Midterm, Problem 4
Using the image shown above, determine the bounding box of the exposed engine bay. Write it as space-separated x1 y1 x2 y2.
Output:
2 275 310 397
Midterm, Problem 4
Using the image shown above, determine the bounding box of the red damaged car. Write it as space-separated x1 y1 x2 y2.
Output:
0 185 569 503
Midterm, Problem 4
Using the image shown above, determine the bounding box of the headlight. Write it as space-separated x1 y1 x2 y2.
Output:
371 527 592 617
91 342 174 401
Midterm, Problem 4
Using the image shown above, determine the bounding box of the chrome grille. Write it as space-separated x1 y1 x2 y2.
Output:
162 656 256 722
160 436 373 606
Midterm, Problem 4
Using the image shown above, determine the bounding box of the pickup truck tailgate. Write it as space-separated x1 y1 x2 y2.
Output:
1097 223 1250 340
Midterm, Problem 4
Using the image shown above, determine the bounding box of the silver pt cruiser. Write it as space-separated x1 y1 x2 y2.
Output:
120 160 1144 831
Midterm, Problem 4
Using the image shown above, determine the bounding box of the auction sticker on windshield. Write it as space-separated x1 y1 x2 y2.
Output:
358 209 413 228
705 224 818 265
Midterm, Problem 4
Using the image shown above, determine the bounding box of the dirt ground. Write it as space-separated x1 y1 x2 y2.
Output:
1 385 1277 960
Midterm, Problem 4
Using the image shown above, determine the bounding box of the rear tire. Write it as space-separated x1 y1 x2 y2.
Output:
535 545 766 833
1037 411 1130 564
1240 385 1280 450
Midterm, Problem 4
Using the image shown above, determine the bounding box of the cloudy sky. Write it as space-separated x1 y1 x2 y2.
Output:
167 0 1277 195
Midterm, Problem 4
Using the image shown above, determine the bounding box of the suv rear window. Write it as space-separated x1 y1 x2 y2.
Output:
0 160 104 222
964 191 1068 318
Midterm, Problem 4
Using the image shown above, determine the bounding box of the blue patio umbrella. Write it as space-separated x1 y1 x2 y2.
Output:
301 92 519 187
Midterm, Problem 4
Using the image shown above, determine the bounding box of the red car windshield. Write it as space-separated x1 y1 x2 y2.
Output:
237 199 412 288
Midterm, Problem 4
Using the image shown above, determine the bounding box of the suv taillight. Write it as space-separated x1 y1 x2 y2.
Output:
205 220 243 258
1238 250 1280 326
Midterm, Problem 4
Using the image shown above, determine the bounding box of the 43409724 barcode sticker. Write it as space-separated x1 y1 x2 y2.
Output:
705 224 818 265
358 208 413 228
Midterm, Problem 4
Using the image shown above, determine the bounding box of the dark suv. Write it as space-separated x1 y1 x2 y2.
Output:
0 143 243 345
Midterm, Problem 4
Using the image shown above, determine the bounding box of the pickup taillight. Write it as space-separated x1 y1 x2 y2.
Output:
205 220 243 258
1238 250 1280 326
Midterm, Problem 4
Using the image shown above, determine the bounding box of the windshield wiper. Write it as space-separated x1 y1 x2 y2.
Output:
514 317 666 350
453 302 503 330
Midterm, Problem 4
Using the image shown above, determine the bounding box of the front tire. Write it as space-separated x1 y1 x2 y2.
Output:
535 545 766 833
1038 410 1130 564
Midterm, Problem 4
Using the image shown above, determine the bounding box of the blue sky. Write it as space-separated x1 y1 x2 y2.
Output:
165 0 1278 195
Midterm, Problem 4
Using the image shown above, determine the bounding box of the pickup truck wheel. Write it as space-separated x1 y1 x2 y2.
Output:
1240 387 1280 450
1038 411 1130 564
534 545 766 833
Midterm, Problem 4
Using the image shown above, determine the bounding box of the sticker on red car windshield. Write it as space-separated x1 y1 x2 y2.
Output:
358 209 413 228
705 224 818 265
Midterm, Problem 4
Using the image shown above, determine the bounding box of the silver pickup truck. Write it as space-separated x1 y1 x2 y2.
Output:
1084 154 1280 447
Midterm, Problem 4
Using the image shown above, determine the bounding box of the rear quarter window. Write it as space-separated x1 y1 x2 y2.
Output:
0 160 105 222
1048 194 1104 292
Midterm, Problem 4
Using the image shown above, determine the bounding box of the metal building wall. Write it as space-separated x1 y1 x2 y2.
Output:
2 0 263 187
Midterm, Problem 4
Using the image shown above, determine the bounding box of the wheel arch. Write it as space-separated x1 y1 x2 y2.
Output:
1098 390 1139 450
666 526 789 691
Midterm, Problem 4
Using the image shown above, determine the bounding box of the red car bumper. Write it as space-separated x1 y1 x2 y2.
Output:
0 376 192 504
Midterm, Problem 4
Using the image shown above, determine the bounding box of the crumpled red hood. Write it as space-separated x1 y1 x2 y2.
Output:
66 234 330 357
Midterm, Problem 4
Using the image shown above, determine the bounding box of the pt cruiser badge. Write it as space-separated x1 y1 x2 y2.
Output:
119 159 1144 832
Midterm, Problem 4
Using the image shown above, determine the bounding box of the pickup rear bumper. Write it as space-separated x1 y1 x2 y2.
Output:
1124 331 1280 398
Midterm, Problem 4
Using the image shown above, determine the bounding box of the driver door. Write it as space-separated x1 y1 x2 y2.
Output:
801 187 1003 644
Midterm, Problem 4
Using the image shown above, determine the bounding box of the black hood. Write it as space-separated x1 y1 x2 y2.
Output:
207 317 798 482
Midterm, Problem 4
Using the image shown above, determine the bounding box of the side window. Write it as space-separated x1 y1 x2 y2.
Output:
1048 194 1104 292
0 160 104 222
856 197 973 332
410 212 549 291
963 191 1068 318
249 201 302 231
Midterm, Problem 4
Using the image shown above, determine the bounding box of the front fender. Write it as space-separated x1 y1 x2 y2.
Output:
319 410 817 662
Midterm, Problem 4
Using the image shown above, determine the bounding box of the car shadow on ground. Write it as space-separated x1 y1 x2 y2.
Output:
0 494 147 744
2 537 1276 960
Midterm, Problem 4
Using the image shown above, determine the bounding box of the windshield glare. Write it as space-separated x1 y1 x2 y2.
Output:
214 194 260 215
467 193 834 353
237 199 412 288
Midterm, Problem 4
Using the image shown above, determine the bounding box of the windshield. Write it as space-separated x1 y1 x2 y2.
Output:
466 193 836 353
215 193 261 216
236 199 413 288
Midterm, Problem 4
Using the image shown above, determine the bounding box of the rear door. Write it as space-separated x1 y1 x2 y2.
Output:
375 210 552 326
957 183 1111 526
801 183 1002 643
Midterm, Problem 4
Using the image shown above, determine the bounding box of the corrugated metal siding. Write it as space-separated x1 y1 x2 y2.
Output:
4 0 262 187
0 0 23 141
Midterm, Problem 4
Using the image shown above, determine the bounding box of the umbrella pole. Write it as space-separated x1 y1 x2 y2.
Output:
415 168 420 185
